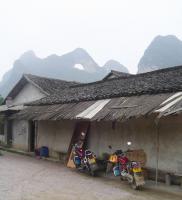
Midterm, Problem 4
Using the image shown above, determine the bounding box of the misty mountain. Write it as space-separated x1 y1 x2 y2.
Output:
138 35 182 73
0 48 128 97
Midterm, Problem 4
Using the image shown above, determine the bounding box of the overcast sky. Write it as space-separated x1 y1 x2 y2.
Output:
0 0 182 80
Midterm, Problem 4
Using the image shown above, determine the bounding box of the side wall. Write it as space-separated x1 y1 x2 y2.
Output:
13 83 45 105
1 83 45 145
87 119 157 169
26 116 182 173
12 120 29 151
158 116 182 174
87 117 182 174
37 120 75 159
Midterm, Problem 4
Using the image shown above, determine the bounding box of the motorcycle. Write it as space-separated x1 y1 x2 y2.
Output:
72 144 99 176
107 146 145 190
106 149 122 174
118 153 145 190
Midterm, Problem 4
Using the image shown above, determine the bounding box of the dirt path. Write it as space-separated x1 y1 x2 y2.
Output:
0 151 181 200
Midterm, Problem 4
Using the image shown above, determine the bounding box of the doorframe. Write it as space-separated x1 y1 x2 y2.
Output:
66 120 90 164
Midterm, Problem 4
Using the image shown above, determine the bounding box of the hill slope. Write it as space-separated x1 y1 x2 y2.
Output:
138 35 182 73
0 48 128 97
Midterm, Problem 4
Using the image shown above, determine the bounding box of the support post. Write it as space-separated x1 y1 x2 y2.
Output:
155 118 160 185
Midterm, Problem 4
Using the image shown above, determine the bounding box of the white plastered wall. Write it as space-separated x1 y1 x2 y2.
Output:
12 83 45 105
87 117 182 174
37 120 76 158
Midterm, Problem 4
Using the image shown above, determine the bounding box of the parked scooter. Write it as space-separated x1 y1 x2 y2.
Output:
106 147 122 174
107 145 145 190
72 143 99 176
118 152 145 190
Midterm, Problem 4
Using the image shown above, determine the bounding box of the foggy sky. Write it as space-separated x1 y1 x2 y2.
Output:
0 0 182 80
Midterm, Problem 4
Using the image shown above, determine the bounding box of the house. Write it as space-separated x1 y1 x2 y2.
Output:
12 65 182 183
102 70 131 80
0 74 77 151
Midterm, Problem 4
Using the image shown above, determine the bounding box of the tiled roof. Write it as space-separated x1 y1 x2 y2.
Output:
5 74 78 100
28 65 182 105
24 74 78 95
13 93 172 121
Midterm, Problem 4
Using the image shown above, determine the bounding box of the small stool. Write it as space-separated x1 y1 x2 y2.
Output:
174 173 182 188
165 173 172 186
180 177 182 189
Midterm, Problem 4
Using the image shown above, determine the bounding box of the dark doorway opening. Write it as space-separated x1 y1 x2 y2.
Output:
7 120 12 147
29 121 35 152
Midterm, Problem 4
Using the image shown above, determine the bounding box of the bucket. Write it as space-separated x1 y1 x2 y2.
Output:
74 156 81 166
113 166 120 176
40 146 49 157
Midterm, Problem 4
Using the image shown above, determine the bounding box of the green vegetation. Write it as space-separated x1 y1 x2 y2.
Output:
0 95 4 140
0 95 3 105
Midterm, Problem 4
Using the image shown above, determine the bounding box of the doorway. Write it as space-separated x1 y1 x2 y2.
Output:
67 121 90 167
29 121 35 152
7 120 12 147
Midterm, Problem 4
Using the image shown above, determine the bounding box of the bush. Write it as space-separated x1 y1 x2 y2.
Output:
0 95 3 105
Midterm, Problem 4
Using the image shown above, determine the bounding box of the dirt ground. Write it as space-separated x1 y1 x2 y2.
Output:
0 151 182 200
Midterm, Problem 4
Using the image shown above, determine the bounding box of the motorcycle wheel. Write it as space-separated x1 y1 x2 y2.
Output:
120 176 125 181
90 170 95 176
106 162 114 174
131 183 138 190
131 181 142 190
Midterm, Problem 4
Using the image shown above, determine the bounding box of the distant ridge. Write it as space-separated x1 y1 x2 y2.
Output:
0 48 128 97
138 35 182 73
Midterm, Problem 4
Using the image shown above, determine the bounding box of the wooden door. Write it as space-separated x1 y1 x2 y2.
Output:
67 121 90 168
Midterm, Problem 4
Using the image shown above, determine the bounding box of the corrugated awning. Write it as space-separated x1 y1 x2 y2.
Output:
0 105 25 112
76 99 111 119
11 93 174 122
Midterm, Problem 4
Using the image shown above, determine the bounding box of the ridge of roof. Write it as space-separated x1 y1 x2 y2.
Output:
23 74 78 84
102 70 131 81
110 69 130 75
71 65 182 88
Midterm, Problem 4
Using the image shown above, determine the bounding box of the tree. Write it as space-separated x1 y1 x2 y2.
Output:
0 95 3 105
0 95 4 138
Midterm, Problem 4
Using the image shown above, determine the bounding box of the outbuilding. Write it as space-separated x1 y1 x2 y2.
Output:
0 74 77 151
